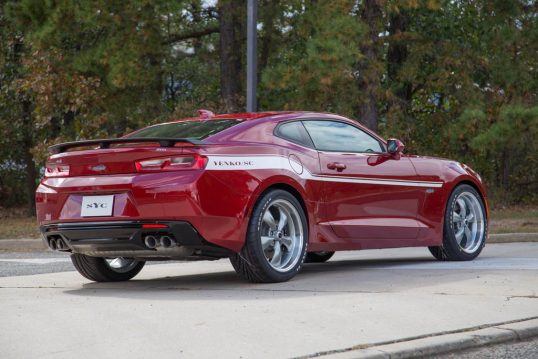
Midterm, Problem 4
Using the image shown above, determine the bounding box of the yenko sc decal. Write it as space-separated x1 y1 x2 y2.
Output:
211 160 254 167
205 155 444 188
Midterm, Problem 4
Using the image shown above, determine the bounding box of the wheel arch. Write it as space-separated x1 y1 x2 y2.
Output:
244 178 312 239
437 178 489 248
450 179 489 219
257 183 308 222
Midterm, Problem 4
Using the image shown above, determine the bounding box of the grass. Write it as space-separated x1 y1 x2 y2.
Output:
0 216 41 239
489 206 538 234
1 206 537 240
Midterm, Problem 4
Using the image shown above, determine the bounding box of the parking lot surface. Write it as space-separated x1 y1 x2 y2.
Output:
1 243 537 358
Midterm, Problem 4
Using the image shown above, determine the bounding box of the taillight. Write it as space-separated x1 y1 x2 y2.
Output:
45 164 70 177
135 155 207 173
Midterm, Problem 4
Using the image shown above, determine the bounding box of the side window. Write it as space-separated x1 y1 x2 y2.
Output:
302 120 383 153
275 121 314 148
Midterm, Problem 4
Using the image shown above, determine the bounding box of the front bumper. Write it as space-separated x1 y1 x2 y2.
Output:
40 221 232 260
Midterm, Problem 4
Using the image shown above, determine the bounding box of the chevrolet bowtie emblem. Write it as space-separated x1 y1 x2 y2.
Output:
91 164 107 171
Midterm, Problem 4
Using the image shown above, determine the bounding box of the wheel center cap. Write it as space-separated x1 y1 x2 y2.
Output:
276 231 283 239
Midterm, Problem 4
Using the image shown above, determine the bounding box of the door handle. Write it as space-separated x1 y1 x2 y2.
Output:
327 162 347 172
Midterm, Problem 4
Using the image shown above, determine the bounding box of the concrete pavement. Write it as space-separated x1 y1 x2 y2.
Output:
0 243 537 358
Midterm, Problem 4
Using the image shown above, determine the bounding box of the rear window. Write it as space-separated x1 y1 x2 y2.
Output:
128 119 243 139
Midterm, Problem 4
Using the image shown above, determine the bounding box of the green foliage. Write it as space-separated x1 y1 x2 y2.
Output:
260 0 363 115
471 106 538 203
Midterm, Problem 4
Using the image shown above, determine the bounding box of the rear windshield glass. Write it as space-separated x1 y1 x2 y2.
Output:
128 119 243 139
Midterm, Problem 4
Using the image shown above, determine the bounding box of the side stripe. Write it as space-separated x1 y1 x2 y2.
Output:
205 155 443 188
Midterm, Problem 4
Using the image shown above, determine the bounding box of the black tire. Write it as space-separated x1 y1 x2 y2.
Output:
305 251 335 263
71 254 145 282
429 184 487 261
230 189 308 283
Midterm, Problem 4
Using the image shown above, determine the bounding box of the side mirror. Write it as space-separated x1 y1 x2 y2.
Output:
387 138 405 155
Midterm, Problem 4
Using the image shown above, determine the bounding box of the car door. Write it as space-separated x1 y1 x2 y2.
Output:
302 119 424 244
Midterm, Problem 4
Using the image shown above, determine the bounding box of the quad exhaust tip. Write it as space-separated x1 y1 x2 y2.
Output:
56 238 66 250
144 235 158 249
47 237 67 251
160 235 174 248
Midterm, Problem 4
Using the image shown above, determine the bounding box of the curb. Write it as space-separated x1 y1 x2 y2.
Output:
313 317 538 359
488 232 538 243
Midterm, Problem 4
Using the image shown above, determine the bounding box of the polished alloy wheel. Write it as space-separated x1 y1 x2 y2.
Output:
259 199 304 272
452 192 485 254
105 257 139 273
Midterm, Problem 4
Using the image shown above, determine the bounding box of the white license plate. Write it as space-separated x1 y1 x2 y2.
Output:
81 195 114 217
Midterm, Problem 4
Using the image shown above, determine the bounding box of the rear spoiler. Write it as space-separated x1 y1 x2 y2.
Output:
48 137 205 155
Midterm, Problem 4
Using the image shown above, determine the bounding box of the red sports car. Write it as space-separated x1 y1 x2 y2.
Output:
36 111 488 283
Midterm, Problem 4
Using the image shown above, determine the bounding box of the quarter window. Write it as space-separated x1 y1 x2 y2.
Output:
275 121 314 148
302 120 383 153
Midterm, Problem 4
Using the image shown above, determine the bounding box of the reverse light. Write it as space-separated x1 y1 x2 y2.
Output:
135 155 207 173
45 164 70 177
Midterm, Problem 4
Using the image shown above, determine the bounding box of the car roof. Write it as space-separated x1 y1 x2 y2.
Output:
138 109 380 135
127 110 385 144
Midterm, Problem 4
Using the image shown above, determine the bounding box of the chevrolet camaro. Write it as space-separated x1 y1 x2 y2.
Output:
36 110 488 283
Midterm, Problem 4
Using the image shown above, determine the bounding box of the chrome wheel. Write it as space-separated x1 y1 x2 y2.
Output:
452 192 485 254
259 199 304 272
104 257 139 273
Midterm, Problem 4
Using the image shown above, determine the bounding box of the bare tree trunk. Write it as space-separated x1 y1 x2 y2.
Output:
190 1 204 53
355 0 382 131
501 149 510 191
387 8 412 116
218 0 245 112
10 35 37 216
258 0 278 79
21 100 36 216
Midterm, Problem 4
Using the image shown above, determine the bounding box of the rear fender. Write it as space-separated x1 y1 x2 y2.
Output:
243 175 318 245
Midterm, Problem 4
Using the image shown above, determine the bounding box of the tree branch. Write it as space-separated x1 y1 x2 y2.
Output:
163 26 220 45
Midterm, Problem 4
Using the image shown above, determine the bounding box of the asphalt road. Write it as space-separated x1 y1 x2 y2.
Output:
1 243 537 358
0 251 166 277
0 251 74 276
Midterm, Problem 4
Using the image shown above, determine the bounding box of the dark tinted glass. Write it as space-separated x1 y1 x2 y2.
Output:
129 119 243 139
276 122 313 147
303 120 383 153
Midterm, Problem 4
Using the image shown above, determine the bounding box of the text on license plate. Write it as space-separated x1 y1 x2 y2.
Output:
81 195 114 217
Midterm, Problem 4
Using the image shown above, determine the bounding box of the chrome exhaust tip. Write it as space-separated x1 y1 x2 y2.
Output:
48 238 57 251
144 235 159 249
160 235 174 248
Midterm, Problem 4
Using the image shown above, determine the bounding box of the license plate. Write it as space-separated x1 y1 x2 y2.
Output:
81 195 114 217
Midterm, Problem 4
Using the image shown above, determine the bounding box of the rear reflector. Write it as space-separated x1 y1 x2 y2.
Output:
135 155 207 173
142 224 168 229
45 164 70 177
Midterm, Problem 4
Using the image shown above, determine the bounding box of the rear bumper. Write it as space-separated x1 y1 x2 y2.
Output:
36 171 253 252
40 221 232 260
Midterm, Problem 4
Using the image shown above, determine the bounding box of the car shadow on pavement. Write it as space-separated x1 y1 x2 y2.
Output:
63 255 486 301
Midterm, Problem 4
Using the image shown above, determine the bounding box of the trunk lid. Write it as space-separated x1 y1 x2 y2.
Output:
46 138 203 176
